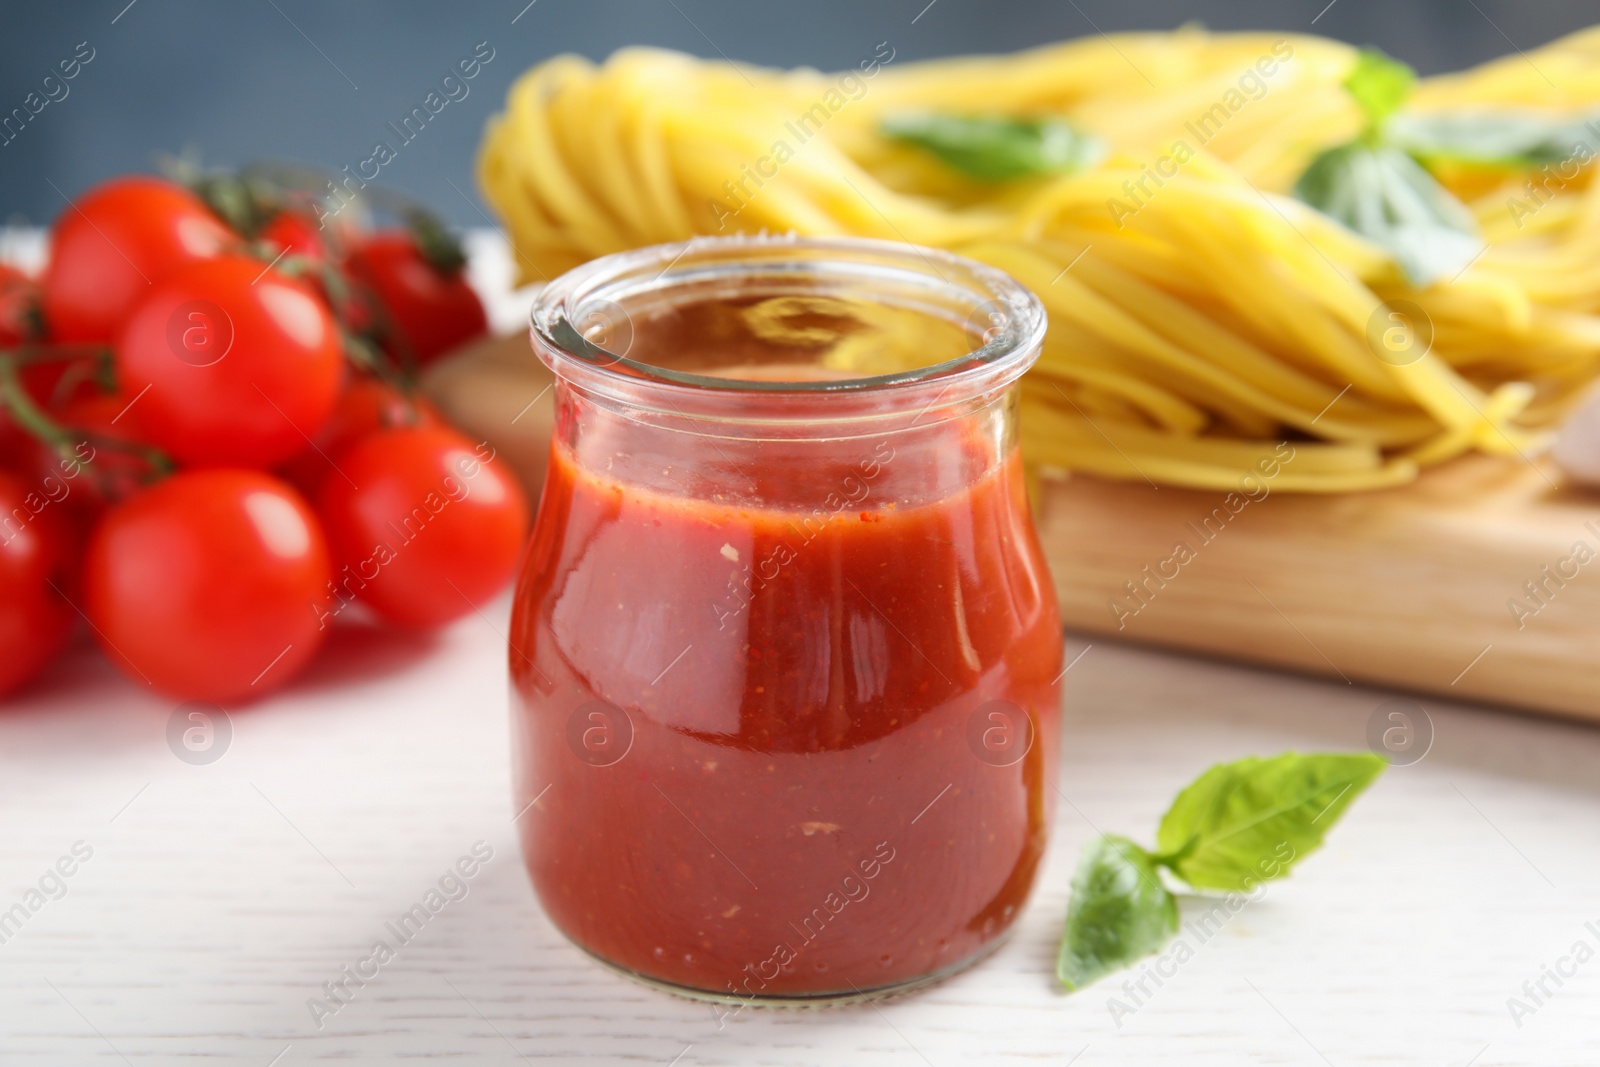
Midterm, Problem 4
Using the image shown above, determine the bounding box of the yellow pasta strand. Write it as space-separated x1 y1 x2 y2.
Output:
477 28 1600 492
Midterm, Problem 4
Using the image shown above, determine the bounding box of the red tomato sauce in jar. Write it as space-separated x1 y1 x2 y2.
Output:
509 435 1060 999
511 236 1059 1002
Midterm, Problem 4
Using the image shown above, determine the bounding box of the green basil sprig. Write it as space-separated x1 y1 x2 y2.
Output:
880 112 1106 182
1387 110 1600 168
1058 752 1386 991
1291 48 1482 286
1293 140 1482 289
1342 47 1416 130
1059 836 1178 990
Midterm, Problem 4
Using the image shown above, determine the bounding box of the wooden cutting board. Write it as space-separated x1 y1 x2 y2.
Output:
426 333 1600 723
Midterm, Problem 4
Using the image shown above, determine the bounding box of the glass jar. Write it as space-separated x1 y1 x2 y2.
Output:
509 235 1061 1005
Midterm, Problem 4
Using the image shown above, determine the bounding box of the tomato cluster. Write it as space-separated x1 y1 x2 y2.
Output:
1 173 524 704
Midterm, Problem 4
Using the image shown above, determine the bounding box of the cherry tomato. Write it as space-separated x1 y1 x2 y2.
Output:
16 350 111 415
2 383 150 494
0 388 36 474
260 210 329 266
52 390 157 518
0 471 75 697
0 389 146 606
0 415 28 476
260 210 380 338
84 469 332 702
279 375 440 497
0 266 86 432
345 232 487 365
0 264 39 347
317 426 528 628
41 176 233 344
0 423 99 603
115 254 342 468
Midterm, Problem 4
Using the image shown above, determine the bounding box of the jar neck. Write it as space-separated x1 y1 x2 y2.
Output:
551 378 1022 514
529 235 1045 510
530 236 1045 416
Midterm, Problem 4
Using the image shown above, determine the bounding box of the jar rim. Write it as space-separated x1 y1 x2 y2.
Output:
528 235 1046 410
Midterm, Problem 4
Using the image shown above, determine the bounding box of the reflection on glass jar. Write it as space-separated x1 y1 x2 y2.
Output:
509 236 1061 1004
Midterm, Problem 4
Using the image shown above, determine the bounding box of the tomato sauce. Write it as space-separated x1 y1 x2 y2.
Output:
509 431 1062 999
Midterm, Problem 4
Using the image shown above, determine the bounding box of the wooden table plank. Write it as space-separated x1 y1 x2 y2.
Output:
1038 456 1600 721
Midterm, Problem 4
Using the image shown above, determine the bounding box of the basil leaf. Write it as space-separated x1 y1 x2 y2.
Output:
1057 835 1178 991
1388 110 1600 168
881 112 1105 182
1344 47 1415 132
1155 752 1386 892
1293 141 1481 285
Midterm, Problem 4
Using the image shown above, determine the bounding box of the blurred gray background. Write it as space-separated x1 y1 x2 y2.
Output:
0 0 1591 227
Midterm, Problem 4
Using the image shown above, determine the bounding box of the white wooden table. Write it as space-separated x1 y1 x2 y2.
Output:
4 233 1598 1064
2 608 1598 1066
